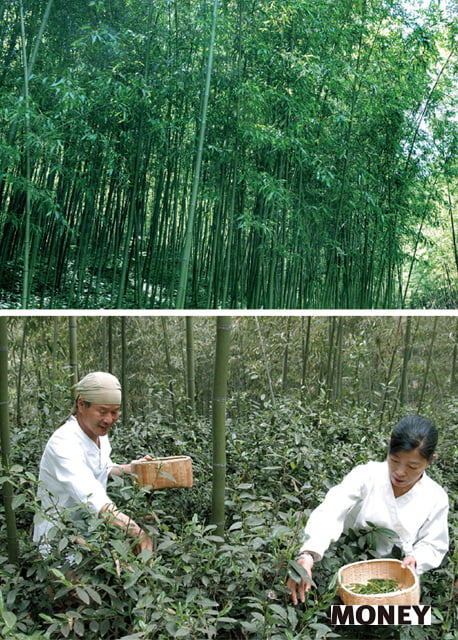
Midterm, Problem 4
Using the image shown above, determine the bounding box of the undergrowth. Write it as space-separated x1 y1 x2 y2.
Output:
1 400 456 639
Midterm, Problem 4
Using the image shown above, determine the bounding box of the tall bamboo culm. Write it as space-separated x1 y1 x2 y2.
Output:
186 317 196 412
19 0 31 308
68 317 78 399
121 317 128 426
0 318 19 564
175 0 219 308
211 316 232 538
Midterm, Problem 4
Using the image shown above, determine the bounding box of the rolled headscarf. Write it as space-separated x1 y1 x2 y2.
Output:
75 371 122 405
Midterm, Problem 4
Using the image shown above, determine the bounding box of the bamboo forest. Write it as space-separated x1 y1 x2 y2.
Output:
0 0 457 309
0 315 457 639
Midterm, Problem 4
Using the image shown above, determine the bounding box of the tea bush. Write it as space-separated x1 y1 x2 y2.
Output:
0 399 456 639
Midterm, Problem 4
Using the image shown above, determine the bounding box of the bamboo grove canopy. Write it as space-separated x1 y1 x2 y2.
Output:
0 0 457 309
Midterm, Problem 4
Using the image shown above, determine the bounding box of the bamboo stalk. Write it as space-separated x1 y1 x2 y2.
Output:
176 0 219 308
255 317 276 408
185 317 196 412
211 316 232 538
19 0 31 308
418 317 439 413
0 318 19 564
400 317 412 406
161 318 177 421
121 317 128 426
68 317 78 399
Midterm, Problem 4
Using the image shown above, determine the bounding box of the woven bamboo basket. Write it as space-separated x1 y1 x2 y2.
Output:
337 558 419 606
132 456 193 490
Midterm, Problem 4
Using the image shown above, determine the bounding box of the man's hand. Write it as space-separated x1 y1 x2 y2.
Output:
133 529 153 556
110 455 154 477
99 503 153 556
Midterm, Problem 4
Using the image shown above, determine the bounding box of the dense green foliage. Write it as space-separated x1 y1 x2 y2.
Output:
0 316 457 638
0 0 457 308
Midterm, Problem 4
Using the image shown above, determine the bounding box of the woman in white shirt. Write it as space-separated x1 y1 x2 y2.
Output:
287 414 449 605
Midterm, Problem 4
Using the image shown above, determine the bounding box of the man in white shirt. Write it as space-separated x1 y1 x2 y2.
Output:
33 371 153 557
287 415 449 605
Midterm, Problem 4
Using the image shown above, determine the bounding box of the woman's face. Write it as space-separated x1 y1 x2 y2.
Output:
387 447 433 493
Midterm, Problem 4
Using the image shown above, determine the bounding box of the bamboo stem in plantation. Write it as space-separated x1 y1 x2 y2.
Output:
175 0 219 308
121 316 130 425
0 318 19 564
68 317 78 399
19 0 31 308
301 316 312 392
211 316 231 538
121 317 129 427
400 316 412 406
255 317 276 408
379 316 402 425
108 317 114 372
282 317 291 393
161 318 177 421
16 318 29 427
451 319 458 395
418 317 438 413
185 317 196 412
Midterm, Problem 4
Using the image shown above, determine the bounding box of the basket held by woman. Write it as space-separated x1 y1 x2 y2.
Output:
337 558 420 606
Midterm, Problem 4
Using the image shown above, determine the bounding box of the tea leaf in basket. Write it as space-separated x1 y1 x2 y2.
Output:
347 578 400 594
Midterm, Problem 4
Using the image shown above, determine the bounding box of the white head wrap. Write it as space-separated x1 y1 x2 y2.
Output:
75 371 122 405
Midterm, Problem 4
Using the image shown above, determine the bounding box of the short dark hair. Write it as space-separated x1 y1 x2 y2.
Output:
389 415 438 461
71 397 91 415
61 398 91 426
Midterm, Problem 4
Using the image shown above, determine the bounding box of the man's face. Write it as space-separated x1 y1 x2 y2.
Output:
77 397 120 443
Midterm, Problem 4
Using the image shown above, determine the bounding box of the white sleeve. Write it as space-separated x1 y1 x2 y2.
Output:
412 492 449 575
299 465 367 560
45 439 113 515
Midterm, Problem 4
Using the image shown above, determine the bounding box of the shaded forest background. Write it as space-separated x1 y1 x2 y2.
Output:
6 314 458 423
0 315 457 638
0 0 457 309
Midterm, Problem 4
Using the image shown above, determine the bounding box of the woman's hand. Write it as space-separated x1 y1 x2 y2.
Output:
286 554 314 605
401 555 417 572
